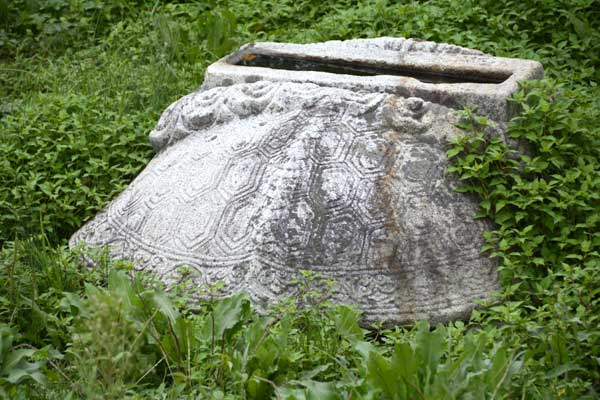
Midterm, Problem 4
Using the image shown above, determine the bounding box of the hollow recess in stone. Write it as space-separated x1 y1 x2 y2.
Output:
234 53 511 84
70 37 543 326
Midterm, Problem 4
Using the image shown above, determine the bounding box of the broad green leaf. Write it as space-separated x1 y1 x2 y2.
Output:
107 269 136 308
446 146 463 158
59 291 89 318
414 322 446 385
247 369 272 399
331 305 363 342
5 361 46 385
2 348 35 373
211 293 250 339
545 363 585 379
300 380 340 400
367 351 399 399
392 342 417 382
152 290 179 323
354 340 377 362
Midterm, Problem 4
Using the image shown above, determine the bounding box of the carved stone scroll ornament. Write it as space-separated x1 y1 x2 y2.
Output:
70 38 543 325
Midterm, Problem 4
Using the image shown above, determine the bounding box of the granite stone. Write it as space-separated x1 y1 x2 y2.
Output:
70 37 543 325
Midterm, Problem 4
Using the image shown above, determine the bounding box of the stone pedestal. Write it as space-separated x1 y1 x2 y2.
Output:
70 38 543 325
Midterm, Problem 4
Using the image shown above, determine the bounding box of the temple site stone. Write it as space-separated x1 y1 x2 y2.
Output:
70 37 543 325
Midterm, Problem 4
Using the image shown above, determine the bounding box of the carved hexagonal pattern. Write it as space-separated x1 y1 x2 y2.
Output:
71 80 498 325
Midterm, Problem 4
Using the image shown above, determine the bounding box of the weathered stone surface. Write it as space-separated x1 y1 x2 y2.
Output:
204 37 543 122
70 37 543 325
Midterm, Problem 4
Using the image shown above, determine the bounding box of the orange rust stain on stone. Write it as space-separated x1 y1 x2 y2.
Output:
373 97 406 270
380 98 403 237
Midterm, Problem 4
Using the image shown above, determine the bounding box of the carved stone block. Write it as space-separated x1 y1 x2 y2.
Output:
70 38 543 325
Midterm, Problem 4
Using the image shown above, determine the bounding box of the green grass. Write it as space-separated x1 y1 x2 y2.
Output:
1 0 599 398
